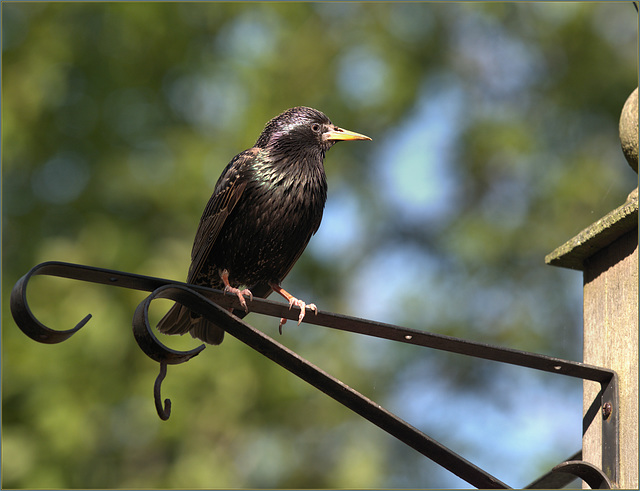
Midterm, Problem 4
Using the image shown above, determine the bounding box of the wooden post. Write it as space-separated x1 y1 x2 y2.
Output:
545 87 638 489
546 192 638 488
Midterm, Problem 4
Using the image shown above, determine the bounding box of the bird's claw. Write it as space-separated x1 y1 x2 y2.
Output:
288 297 317 325
278 298 317 334
223 285 253 312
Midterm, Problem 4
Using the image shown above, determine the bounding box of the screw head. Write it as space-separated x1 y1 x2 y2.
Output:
602 402 613 420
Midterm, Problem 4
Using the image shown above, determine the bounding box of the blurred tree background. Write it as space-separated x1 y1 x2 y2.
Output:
2 2 637 488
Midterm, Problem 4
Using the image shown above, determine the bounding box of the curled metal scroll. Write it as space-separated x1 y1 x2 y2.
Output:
131 290 205 365
10 263 92 344
552 460 612 489
10 261 206 419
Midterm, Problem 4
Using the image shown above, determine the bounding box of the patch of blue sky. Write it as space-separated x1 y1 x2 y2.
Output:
337 45 391 109
308 184 366 265
164 69 248 135
388 362 582 487
374 75 465 226
451 7 546 102
214 8 281 66
344 243 446 325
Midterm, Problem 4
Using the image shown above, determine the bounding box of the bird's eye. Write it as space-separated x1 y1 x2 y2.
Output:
311 123 321 133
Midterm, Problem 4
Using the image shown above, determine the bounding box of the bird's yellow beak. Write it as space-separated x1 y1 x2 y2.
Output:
324 126 372 142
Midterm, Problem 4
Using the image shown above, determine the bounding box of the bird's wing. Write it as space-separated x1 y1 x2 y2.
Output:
186 149 257 284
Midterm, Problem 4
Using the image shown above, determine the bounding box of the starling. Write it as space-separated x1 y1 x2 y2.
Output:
157 106 371 344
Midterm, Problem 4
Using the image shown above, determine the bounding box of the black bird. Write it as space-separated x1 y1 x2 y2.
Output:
157 106 371 344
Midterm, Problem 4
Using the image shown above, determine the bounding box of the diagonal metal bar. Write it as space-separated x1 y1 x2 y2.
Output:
134 283 511 489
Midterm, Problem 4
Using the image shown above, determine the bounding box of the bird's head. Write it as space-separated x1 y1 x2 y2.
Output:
255 106 371 158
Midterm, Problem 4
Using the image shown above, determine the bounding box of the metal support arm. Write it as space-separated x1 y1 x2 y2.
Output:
10 261 619 488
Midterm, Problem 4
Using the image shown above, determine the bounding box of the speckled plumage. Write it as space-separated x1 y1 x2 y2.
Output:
157 106 370 344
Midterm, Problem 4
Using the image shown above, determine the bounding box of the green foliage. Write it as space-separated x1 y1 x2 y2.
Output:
3 2 637 488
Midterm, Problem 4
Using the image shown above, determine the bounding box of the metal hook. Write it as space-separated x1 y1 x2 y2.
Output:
154 362 171 420
10 263 93 344
133 285 208 420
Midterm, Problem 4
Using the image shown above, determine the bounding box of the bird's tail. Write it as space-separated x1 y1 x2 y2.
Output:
156 303 225 345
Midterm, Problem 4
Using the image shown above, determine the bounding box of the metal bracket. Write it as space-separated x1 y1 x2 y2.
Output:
600 374 619 486
10 261 620 488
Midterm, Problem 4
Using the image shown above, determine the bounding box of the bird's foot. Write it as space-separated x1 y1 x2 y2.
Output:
278 298 317 334
268 283 317 335
223 285 253 312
